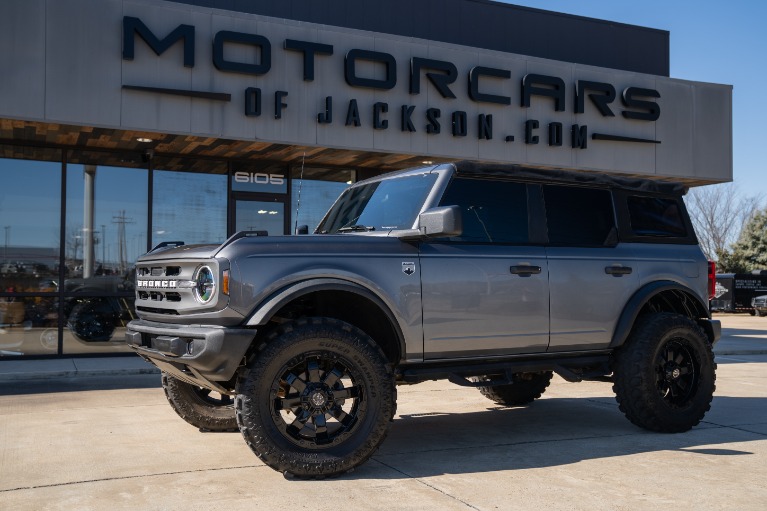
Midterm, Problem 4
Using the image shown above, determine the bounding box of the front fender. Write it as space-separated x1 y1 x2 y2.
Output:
244 277 407 357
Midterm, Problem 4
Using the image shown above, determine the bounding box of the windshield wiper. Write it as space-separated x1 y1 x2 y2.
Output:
337 225 376 233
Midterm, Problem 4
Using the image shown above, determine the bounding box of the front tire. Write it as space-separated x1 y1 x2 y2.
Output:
161 373 237 431
235 317 396 478
612 313 716 433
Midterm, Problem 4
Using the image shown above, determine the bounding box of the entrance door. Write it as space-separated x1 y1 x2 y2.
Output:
233 198 287 236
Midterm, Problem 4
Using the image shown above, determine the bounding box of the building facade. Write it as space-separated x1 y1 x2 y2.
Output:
0 0 732 357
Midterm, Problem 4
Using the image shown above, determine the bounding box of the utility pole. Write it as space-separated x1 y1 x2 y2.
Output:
101 224 106 270
113 211 134 274
3 225 9 261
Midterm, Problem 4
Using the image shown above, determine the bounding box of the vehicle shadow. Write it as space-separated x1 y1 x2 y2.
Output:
349 395 766 479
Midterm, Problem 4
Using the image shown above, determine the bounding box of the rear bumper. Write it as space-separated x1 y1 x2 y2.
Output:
699 318 722 346
126 319 255 386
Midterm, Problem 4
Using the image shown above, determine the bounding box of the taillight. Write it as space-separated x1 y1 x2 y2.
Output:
708 261 716 300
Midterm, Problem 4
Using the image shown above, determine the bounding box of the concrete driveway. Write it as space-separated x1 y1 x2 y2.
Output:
1 317 766 510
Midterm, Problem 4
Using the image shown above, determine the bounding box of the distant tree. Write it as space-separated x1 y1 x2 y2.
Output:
728 208 767 272
716 248 749 274
685 183 761 262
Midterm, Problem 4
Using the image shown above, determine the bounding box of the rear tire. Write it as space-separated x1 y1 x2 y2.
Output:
161 373 237 432
474 371 553 406
235 317 396 478
612 313 716 432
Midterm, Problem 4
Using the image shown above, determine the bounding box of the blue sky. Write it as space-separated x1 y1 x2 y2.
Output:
505 0 766 198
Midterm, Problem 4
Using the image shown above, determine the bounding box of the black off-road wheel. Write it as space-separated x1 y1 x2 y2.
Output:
161 373 237 432
473 371 553 406
235 317 396 478
612 313 716 433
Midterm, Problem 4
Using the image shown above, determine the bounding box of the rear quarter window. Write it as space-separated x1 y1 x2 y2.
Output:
627 196 687 238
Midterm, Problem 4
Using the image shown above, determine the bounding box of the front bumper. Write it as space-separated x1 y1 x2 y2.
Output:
126 319 255 390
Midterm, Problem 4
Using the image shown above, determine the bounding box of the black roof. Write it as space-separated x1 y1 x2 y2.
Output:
451 161 687 195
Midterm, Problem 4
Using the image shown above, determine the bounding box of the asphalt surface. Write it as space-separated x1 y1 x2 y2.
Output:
1 314 766 510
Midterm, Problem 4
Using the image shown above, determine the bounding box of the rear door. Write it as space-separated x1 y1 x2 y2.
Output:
542 185 639 352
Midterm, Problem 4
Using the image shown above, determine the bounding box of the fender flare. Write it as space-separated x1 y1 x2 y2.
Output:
609 280 708 348
244 277 407 358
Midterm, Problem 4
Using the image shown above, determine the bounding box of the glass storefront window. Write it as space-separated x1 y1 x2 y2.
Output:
291 167 355 232
63 153 148 354
65 161 148 284
0 297 59 356
0 149 62 356
0 155 61 293
62 294 136 355
152 159 227 246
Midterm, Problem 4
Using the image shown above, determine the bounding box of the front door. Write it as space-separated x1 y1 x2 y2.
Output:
420 177 550 359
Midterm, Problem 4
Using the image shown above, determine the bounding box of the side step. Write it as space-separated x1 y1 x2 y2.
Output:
399 353 612 386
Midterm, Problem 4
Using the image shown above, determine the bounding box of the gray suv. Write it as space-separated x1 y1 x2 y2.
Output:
127 161 720 478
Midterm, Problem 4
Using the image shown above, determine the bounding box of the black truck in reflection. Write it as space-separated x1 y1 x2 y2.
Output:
1 275 135 344
63 275 135 342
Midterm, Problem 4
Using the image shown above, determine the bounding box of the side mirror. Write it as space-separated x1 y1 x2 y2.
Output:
295 225 309 235
394 206 462 239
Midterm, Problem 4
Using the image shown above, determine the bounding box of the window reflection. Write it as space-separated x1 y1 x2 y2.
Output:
62 294 136 354
65 163 148 285
0 297 58 355
235 200 285 235
0 156 61 292
153 163 227 246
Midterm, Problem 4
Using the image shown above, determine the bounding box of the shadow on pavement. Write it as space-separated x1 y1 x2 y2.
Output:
344 395 766 479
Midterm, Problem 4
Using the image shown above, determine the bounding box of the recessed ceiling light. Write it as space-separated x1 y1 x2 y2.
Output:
136 137 153 143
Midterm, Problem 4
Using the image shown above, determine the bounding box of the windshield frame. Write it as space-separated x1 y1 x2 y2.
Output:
315 165 452 235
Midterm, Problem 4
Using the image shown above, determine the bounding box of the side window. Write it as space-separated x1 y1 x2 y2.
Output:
627 196 687 237
543 185 615 246
438 178 528 243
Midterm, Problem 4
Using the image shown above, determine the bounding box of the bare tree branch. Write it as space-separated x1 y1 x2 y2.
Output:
684 183 762 261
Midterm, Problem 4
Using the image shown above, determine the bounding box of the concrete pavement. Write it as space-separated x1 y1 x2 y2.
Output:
0 356 765 510
0 313 766 510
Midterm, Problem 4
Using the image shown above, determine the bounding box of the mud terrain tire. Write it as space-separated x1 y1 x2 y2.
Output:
235 317 396 478
612 313 716 432
162 373 237 431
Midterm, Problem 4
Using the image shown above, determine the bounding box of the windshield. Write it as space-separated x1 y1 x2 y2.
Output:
317 173 439 234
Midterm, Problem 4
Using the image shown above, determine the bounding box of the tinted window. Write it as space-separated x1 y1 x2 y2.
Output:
438 178 528 243
628 196 687 237
544 186 615 246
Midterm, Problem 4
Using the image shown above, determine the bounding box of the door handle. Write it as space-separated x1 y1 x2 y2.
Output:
605 265 632 276
510 265 542 276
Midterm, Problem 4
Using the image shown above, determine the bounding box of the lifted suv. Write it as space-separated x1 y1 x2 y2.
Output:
127 161 720 478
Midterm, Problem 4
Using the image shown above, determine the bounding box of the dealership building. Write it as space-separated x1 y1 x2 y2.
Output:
0 0 732 358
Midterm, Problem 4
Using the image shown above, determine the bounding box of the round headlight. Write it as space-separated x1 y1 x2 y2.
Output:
194 266 216 303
